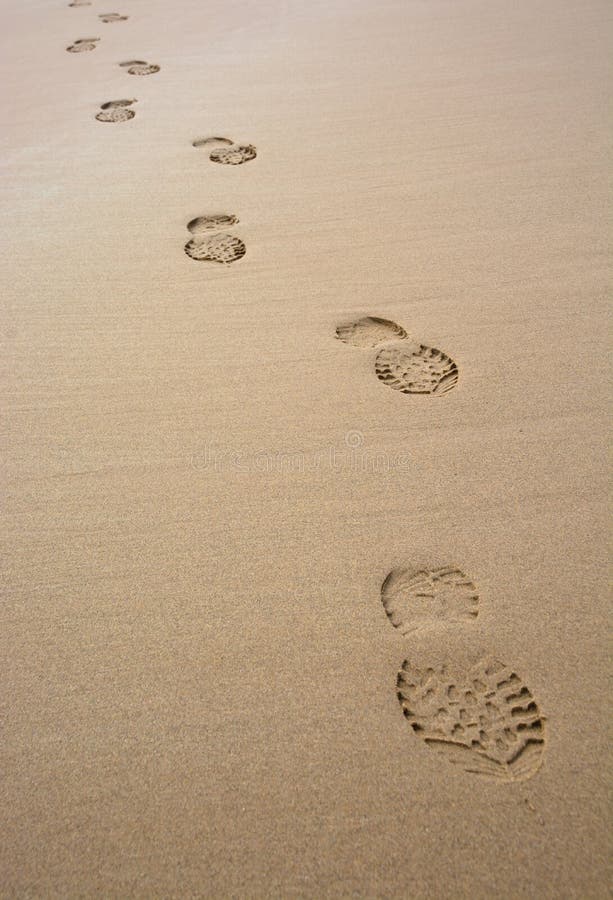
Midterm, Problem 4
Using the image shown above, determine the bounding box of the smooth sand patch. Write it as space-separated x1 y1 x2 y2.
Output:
1 0 610 895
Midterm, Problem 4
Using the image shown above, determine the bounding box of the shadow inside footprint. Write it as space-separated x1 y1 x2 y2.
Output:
99 12 129 22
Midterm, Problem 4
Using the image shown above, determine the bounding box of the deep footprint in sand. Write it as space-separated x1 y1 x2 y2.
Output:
66 37 100 52
99 12 129 22
381 566 479 634
375 343 458 395
119 60 160 75
192 136 257 165
184 233 246 264
335 317 458 395
184 214 245 263
336 316 407 348
95 99 136 123
396 656 545 781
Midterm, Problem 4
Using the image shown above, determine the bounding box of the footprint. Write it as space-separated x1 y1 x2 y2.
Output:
69 1 92 6
377 562 546 781
66 37 100 52
381 566 479 634
184 234 246 264
210 144 257 166
335 317 459 395
375 343 458 395
119 60 160 75
336 316 407 348
397 657 545 781
95 99 136 123
187 214 239 233
192 136 257 166
99 12 129 22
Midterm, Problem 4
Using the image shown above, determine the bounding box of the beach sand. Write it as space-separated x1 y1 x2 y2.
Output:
1 0 611 895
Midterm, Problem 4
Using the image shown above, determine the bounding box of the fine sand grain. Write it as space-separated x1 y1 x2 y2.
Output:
1 0 611 896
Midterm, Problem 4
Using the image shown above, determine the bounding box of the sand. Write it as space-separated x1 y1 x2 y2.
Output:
1 0 611 896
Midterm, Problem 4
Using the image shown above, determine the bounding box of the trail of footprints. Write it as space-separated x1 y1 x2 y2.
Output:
66 2 547 788
93 67 159 124
339 319 547 780
67 3 159 121
183 139 256 261
67 1 256 261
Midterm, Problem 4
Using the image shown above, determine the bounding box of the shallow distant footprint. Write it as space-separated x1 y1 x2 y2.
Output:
99 12 129 22
68 1 92 6
184 215 245 264
95 98 136 123
192 136 257 166
119 59 160 75
397 656 545 781
66 37 100 52
335 315 459 396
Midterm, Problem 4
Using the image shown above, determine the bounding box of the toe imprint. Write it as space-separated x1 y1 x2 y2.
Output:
119 60 160 75
209 144 257 165
192 136 234 149
100 99 135 108
99 13 129 22
397 657 545 781
381 566 479 634
336 316 408 348
187 215 239 234
375 343 458 395
184 233 246 264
